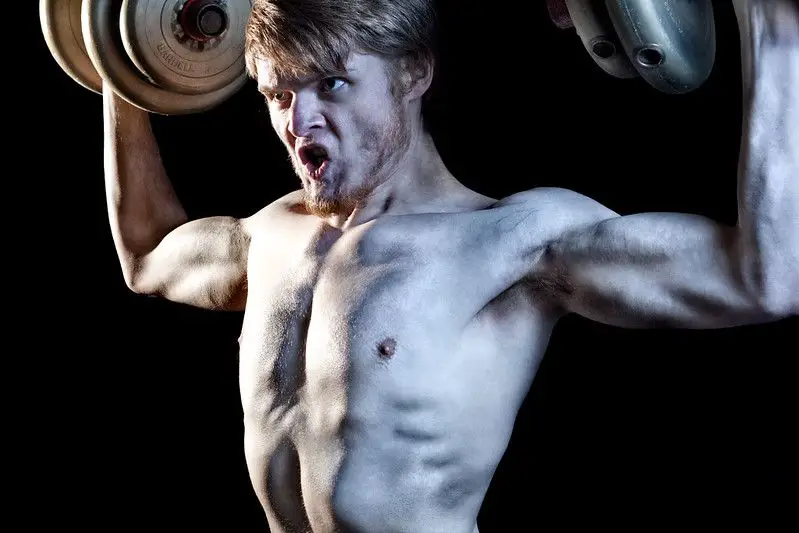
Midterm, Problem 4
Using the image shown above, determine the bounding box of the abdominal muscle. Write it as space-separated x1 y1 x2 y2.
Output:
239 291 548 533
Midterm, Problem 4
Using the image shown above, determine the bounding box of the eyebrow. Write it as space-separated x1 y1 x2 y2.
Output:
257 67 358 94
257 83 280 95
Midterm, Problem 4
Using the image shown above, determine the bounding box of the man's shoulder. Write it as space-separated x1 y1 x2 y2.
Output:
476 186 622 252
267 189 310 216
243 189 307 223
494 186 599 209
264 189 307 213
493 186 619 225
390 186 618 241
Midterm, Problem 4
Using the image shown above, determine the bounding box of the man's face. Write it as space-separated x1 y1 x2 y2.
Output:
256 53 412 217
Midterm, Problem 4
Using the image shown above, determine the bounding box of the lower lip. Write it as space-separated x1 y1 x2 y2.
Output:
306 159 329 181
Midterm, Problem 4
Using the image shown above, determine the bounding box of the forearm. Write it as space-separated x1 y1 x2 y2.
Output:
735 1 799 312
103 86 188 279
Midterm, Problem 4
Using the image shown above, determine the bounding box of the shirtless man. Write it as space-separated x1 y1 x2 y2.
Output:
102 0 797 531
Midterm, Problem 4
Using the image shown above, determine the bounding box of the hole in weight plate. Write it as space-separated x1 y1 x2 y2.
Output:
197 4 227 38
592 40 616 59
636 46 664 67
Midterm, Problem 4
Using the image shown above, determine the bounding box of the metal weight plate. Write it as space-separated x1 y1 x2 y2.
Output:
605 0 716 94
121 0 251 95
40 0 104 94
82 0 248 115
564 0 639 80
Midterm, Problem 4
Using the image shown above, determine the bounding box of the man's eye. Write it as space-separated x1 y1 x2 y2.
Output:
270 91 289 102
320 78 347 93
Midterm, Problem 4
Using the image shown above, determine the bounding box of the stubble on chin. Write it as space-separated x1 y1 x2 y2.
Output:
301 180 370 218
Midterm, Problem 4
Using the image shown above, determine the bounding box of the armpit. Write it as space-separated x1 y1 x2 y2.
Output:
522 246 575 301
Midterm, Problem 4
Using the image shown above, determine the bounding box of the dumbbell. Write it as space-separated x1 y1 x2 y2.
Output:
545 0 717 94
40 0 252 115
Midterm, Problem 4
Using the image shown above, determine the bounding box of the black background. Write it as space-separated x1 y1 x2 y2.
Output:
24 0 795 530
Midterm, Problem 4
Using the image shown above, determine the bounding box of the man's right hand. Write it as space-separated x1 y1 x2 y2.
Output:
103 85 250 311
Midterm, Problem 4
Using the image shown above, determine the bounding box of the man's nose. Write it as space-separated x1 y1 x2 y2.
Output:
287 93 325 138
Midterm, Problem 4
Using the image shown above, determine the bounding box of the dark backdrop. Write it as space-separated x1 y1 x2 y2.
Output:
24 1 795 530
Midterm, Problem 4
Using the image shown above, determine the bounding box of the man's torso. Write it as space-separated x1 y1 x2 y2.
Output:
238 191 563 533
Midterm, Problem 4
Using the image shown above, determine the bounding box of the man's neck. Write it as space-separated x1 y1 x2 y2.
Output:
325 132 487 230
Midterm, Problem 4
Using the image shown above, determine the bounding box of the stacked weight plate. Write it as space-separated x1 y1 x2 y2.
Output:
40 0 252 114
545 0 717 94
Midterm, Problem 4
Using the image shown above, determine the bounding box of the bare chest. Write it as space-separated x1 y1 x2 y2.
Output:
238 215 552 438
236 212 557 530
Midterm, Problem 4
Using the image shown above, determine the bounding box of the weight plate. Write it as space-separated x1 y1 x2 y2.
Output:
564 0 638 79
121 0 251 95
606 0 716 94
82 0 247 115
40 0 104 94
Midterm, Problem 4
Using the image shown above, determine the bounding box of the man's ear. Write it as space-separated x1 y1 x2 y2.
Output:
401 54 434 101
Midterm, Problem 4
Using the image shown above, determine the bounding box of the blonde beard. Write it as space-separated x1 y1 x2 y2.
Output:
303 185 370 218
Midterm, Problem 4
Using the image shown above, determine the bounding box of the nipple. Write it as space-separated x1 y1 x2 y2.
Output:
377 338 397 359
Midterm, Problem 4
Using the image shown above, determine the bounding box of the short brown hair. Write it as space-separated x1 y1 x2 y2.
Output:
244 0 438 99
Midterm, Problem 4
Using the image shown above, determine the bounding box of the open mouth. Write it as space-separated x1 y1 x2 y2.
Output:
298 144 330 181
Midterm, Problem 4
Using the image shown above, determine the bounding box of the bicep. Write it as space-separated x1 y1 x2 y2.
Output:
131 215 250 311
545 211 770 329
